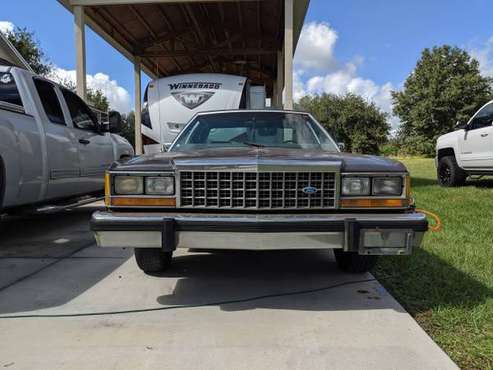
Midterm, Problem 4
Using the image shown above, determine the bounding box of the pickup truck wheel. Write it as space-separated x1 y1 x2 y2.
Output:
437 156 466 187
334 250 378 273
134 248 172 273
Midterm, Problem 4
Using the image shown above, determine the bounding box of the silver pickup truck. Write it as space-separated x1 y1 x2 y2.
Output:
0 66 134 212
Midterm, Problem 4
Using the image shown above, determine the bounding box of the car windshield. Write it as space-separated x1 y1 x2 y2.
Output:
170 112 338 152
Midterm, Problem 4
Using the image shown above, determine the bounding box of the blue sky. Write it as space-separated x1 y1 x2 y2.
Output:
2 0 493 126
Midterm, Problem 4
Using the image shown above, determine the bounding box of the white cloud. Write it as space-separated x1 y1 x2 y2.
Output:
470 36 493 78
0 21 14 34
294 22 338 71
294 22 399 130
50 67 131 113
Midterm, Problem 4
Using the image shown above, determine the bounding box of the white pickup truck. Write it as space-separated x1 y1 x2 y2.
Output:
436 100 493 186
0 66 134 212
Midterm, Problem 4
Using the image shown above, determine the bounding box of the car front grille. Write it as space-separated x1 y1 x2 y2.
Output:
179 171 337 209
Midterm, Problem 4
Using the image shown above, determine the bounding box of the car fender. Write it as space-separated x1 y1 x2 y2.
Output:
110 133 134 161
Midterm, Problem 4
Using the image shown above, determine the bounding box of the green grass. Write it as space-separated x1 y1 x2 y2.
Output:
373 158 493 369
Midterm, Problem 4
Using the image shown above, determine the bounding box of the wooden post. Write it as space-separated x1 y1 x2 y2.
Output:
74 5 87 100
134 57 143 155
284 0 293 110
276 49 284 108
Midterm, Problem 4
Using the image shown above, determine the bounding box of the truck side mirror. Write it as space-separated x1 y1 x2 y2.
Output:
337 142 346 151
455 121 468 130
109 111 123 133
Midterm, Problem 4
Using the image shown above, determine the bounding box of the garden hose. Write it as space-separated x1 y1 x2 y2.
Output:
416 208 442 232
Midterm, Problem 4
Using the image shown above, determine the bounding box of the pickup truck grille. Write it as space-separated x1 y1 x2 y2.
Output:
179 171 337 209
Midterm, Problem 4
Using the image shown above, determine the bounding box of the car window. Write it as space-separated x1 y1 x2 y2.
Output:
61 88 98 131
0 72 23 110
207 127 248 143
171 112 339 152
469 103 493 130
33 78 66 125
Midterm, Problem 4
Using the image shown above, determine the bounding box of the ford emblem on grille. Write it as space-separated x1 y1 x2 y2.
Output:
302 186 318 194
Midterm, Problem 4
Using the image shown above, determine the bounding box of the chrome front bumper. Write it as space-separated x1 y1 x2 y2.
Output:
91 211 428 255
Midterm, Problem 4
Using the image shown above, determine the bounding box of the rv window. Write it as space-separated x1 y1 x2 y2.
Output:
143 85 148 103
0 72 23 109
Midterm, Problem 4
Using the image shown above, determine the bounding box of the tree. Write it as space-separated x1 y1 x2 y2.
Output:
120 111 135 147
4 26 52 76
392 45 493 156
87 89 109 112
297 93 390 154
55 78 109 111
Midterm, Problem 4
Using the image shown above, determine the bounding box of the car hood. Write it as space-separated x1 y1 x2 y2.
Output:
111 147 407 173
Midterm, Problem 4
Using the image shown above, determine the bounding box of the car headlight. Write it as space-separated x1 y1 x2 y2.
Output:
145 176 175 195
372 177 403 196
114 176 144 195
342 177 370 196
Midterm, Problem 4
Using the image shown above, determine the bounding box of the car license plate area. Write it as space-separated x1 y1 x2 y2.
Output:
358 228 414 255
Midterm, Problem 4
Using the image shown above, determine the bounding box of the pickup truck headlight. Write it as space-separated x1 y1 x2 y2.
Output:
145 176 175 195
372 177 403 196
114 176 144 195
342 177 370 196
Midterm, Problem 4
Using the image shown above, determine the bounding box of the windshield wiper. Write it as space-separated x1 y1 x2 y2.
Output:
209 140 265 148
240 141 265 148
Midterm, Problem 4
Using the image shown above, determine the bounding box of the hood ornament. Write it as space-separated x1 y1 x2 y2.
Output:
171 91 215 109
302 186 318 194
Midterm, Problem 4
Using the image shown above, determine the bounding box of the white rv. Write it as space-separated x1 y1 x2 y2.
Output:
141 73 266 152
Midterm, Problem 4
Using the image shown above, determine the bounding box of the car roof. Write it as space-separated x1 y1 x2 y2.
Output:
194 109 311 116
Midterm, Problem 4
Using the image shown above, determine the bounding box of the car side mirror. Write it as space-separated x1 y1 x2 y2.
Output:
337 142 346 151
109 111 123 133
455 121 468 130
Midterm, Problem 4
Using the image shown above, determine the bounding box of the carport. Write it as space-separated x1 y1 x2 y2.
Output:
57 0 310 154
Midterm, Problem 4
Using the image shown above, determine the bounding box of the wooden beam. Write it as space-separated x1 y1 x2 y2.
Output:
284 0 293 110
74 5 87 100
183 3 217 71
59 0 158 79
139 48 277 58
129 5 183 73
276 49 284 108
70 0 260 5
134 57 143 155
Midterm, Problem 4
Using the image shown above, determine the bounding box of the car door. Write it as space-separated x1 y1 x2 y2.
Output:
32 78 81 200
60 88 114 193
460 102 493 169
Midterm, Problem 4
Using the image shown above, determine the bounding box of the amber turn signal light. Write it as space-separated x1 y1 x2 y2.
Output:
110 197 176 207
340 198 409 208
104 173 111 207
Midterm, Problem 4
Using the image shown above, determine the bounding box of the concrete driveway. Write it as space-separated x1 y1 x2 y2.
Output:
0 205 457 370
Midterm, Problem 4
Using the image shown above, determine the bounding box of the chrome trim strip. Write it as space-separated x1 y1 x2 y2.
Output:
92 210 428 224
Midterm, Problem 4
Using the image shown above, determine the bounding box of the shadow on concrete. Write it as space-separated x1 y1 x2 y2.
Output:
155 250 401 312
155 248 493 313
0 206 131 315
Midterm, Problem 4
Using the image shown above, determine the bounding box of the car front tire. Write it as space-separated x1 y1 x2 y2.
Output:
334 250 378 273
134 248 173 273
437 155 466 187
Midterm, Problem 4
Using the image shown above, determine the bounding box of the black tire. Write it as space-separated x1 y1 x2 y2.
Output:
334 250 379 273
437 155 466 187
134 248 173 273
